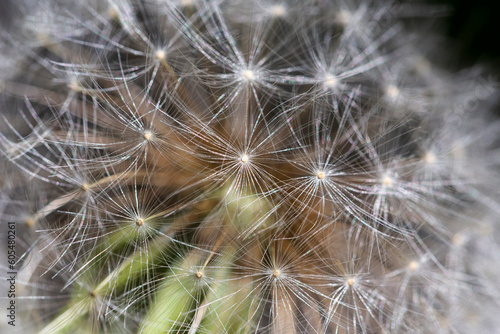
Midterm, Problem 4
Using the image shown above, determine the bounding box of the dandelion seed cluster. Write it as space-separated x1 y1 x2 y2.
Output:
1 0 500 333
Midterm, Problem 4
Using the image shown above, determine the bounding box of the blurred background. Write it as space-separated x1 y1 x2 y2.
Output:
436 0 500 68
1 0 498 69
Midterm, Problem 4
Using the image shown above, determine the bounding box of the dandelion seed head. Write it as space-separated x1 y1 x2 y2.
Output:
453 232 466 247
347 277 356 287
240 154 249 163
68 79 82 92
80 183 90 192
424 152 437 164
2 1 500 333
382 175 393 187
241 69 255 81
323 74 338 89
272 269 281 279
107 6 119 20
155 49 167 61
408 260 420 272
143 130 154 141
269 4 286 17
181 0 194 7
25 217 35 228
385 85 400 101
336 10 351 26
136 218 145 227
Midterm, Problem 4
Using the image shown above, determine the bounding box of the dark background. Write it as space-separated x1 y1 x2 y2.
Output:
436 0 500 69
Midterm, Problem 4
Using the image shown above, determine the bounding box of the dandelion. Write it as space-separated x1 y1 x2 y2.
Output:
1 0 499 333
